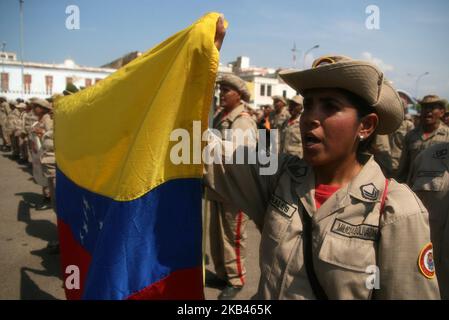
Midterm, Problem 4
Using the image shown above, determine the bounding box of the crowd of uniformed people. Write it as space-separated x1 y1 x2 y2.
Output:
205 28 449 300
1 49 449 300
0 85 79 253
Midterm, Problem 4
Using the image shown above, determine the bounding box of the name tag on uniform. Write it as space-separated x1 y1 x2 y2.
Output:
331 219 379 241
270 195 296 218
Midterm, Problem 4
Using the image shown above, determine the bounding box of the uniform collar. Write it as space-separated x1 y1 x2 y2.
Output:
220 104 246 123
292 155 386 222
288 116 300 125
346 155 386 204
418 122 447 140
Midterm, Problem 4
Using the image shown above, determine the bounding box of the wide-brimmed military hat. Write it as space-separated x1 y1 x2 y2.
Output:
30 97 52 111
272 95 288 105
217 74 251 102
288 95 304 106
279 55 404 134
16 102 27 110
419 95 448 108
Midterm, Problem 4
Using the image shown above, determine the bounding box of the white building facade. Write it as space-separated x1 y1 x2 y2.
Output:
1 53 298 108
0 53 115 100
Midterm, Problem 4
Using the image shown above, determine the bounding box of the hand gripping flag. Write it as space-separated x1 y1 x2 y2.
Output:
54 12 224 300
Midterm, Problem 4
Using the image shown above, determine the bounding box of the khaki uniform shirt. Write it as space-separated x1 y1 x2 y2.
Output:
397 123 449 182
280 116 302 158
212 104 257 143
0 102 11 127
270 107 290 130
24 111 38 135
390 119 414 174
40 130 55 178
14 111 26 136
270 108 291 153
408 143 449 299
372 134 392 176
205 147 440 299
5 108 21 135
36 113 53 133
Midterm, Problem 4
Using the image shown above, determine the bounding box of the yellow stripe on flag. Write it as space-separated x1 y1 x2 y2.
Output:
55 13 224 201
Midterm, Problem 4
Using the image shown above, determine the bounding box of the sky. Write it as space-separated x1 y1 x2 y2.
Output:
1 0 449 98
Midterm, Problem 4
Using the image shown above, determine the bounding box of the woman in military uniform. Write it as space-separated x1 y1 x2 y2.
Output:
204 52 440 298
408 140 449 299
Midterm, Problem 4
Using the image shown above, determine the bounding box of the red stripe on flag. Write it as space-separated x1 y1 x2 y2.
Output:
57 218 92 300
126 266 204 300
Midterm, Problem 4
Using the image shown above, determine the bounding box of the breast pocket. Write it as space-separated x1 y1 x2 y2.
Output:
318 232 376 272
263 209 293 243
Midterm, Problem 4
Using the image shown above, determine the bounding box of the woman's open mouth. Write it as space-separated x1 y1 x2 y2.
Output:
304 132 322 147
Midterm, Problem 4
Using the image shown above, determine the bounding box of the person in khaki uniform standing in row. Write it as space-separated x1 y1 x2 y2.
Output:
270 96 290 153
6 100 22 159
371 96 415 177
206 73 258 300
397 95 449 182
280 95 303 158
408 132 449 299
204 49 440 299
22 100 39 164
0 96 10 151
371 134 392 176
31 98 54 209
13 103 28 163
389 96 414 177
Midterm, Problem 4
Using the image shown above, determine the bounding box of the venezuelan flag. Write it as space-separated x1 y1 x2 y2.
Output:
54 13 223 300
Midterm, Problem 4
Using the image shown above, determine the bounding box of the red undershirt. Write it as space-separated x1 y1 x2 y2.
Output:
314 184 341 209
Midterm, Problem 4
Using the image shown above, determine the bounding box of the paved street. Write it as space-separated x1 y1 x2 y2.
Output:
0 149 64 300
0 148 260 300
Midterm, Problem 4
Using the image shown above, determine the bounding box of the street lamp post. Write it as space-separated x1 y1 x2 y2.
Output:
1 42 5 92
19 0 25 96
303 44 320 70
415 72 429 100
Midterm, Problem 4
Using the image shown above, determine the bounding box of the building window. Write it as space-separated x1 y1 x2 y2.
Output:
1 73 9 92
260 84 265 96
282 90 287 98
267 85 272 97
85 78 92 87
95 78 102 84
66 77 73 84
24 74 32 94
45 75 53 95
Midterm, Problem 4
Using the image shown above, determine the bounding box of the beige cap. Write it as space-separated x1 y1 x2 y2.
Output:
288 95 304 106
272 95 287 105
16 103 27 110
279 55 404 134
217 74 250 102
419 95 447 108
31 98 52 111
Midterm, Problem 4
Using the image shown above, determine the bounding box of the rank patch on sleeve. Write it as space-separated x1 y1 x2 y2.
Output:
418 243 435 279
360 183 379 201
